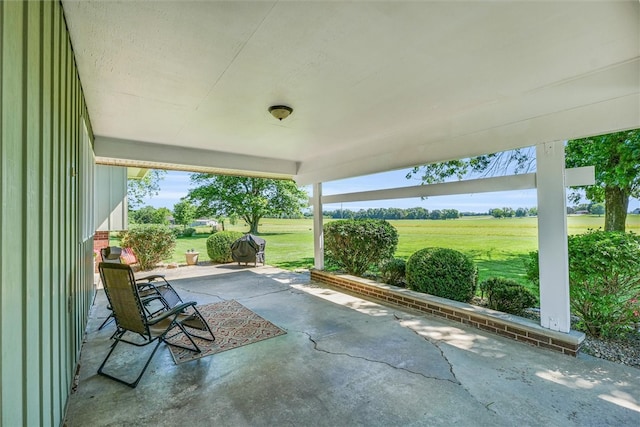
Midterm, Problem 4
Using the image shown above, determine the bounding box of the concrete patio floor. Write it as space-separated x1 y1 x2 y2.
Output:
65 264 640 426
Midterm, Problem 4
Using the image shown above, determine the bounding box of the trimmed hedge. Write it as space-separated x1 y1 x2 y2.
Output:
379 258 406 287
480 277 537 316
324 219 398 276
182 227 196 237
120 224 176 271
206 231 244 263
406 247 477 303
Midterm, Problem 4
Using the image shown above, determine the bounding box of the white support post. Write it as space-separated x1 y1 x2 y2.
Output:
312 183 324 270
536 141 571 332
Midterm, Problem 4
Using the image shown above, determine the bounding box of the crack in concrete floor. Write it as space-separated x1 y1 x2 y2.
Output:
298 330 460 385
391 313 500 416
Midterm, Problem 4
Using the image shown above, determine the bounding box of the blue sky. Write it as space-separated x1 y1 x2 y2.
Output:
142 168 542 214
142 169 640 213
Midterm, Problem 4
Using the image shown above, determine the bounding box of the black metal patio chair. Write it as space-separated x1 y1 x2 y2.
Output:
97 262 215 388
98 246 175 330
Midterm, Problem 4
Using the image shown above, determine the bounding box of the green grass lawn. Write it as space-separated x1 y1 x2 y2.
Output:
114 215 640 289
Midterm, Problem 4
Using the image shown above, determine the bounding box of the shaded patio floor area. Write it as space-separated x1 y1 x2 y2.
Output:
65 264 640 426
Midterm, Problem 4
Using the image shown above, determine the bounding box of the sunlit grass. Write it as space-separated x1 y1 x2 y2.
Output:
112 215 640 286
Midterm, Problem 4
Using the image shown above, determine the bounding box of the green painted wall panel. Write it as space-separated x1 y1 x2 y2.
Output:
25 2 43 425
40 2 53 423
0 1 95 426
1 3 26 425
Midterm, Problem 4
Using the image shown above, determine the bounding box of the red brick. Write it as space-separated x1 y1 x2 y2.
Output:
527 332 551 344
515 335 540 347
496 329 517 340
551 339 578 351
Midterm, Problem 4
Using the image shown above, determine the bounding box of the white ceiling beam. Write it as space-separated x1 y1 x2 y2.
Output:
312 167 594 205
94 136 298 179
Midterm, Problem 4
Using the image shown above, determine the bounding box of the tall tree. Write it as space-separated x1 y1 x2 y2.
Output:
130 206 170 225
127 169 166 210
173 199 197 230
408 129 640 232
187 175 308 234
565 130 640 232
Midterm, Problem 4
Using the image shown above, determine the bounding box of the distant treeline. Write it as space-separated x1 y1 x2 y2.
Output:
317 207 540 220
320 207 465 220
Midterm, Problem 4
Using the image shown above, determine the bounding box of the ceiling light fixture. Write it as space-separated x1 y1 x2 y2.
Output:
268 105 293 121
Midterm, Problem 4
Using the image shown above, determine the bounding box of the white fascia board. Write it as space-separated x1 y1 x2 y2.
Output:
95 136 298 177
311 167 594 205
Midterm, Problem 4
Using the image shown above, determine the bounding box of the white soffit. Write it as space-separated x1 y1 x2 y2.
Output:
63 1 640 184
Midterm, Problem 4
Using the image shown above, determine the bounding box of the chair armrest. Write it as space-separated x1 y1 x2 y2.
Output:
140 294 164 304
147 301 197 325
135 274 166 282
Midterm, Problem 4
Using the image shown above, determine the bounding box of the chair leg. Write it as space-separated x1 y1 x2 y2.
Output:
98 313 114 330
164 322 202 353
180 307 216 342
97 331 165 389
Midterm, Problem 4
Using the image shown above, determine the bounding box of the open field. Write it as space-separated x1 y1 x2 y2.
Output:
114 215 640 287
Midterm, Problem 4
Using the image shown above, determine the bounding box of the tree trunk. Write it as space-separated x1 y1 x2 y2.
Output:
604 186 629 232
248 215 261 234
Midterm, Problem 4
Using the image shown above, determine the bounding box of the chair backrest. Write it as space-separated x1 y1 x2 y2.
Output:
101 246 123 263
99 263 148 335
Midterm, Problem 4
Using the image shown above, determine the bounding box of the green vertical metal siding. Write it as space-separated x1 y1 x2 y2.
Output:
1 1 95 426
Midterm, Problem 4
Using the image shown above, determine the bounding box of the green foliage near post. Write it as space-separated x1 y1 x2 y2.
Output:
188 175 308 234
323 219 398 276
480 277 537 315
120 225 176 271
526 230 640 337
206 231 244 263
379 258 406 287
406 247 477 303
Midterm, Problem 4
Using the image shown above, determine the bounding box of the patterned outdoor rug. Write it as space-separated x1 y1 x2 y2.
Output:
166 300 286 364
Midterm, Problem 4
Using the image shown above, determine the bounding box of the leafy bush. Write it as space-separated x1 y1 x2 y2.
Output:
206 231 244 263
526 230 640 337
182 227 196 237
323 219 398 276
480 277 537 316
406 248 477 303
120 225 176 271
379 258 406 287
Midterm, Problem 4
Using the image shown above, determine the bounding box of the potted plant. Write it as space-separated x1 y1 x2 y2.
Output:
185 249 199 265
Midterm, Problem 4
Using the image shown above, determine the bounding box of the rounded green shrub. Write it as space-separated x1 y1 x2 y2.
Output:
206 231 244 263
379 258 406 287
526 230 640 337
182 227 196 237
323 219 398 276
406 247 477 302
120 224 176 271
480 277 537 316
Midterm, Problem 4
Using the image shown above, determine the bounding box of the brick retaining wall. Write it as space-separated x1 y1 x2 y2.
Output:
310 269 584 357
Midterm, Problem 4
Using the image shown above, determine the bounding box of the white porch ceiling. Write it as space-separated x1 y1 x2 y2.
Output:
62 1 640 185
